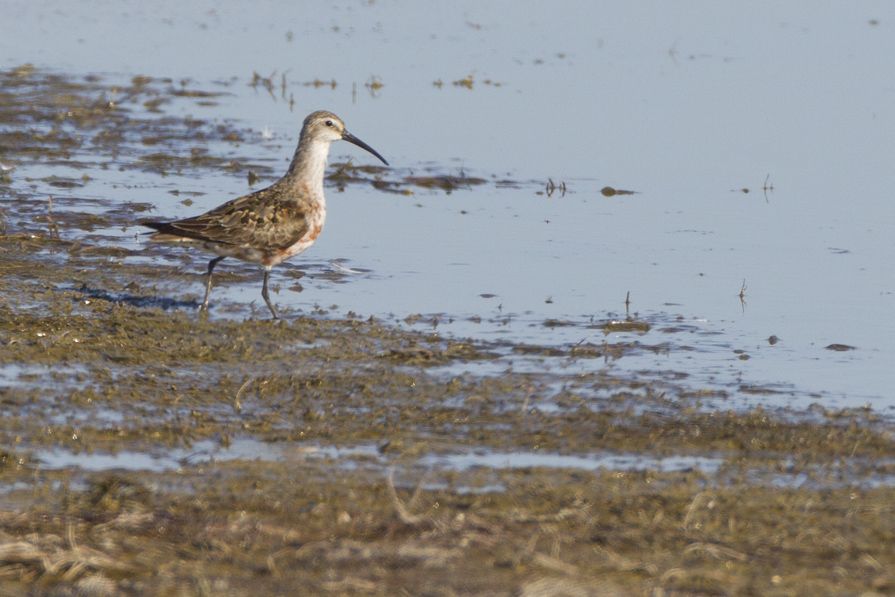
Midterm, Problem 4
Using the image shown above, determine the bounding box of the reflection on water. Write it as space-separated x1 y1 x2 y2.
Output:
2 1 893 409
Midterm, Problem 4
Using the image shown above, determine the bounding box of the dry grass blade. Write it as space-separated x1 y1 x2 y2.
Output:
0 539 137 583
386 468 428 526
0 542 54 574
684 541 749 562
682 491 714 530
520 577 624 597
530 552 579 576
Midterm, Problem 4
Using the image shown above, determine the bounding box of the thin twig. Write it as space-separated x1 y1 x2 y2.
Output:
386 468 426 526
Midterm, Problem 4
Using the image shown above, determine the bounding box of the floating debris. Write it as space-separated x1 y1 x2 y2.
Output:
599 319 651 334
453 74 475 89
249 70 277 98
36 175 86 189
301 79 337 89
733 174 774 201
443 74 502 89
545 178 567 197
168 88 225 99
404 174 487 192
601 186 637 197
739 384 787 395
825 344 856 352
542 318 573 327
365 76 384 96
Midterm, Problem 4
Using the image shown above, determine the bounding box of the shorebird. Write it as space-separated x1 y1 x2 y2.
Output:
143 110 388 319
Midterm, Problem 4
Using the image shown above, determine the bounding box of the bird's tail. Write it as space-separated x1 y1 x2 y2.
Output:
140 220 195 243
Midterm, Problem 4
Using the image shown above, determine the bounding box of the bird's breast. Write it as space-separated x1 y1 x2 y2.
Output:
264 207 326 267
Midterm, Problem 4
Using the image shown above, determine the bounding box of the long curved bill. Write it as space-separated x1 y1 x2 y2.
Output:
342 130 389 166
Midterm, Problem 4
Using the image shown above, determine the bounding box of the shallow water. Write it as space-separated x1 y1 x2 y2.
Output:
2 1 893 412
33 438 723 477
36 440 895 491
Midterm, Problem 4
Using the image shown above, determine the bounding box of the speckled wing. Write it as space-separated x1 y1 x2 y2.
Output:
145 187 309 253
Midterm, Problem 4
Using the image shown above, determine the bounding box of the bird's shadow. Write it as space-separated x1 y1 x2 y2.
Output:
75 284 200 311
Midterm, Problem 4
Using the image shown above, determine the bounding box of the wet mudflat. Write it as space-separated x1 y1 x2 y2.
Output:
2 260 894 595
3 237 895 595
1 67 894 594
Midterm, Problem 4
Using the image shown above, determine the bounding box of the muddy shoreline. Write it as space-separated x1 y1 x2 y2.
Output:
1 67 894 594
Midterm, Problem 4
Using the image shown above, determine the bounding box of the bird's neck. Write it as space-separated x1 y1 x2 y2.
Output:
284 136 330 201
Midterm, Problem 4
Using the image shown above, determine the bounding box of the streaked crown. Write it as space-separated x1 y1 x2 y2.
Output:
302 110 346 142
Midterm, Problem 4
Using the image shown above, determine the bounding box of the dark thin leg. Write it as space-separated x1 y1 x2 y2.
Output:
202 256 226 311
261 269 279 319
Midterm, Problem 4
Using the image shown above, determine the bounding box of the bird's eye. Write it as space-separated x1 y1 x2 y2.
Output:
325 120 334 127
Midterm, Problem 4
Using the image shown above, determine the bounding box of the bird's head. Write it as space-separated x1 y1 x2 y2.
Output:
302 110 388 165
